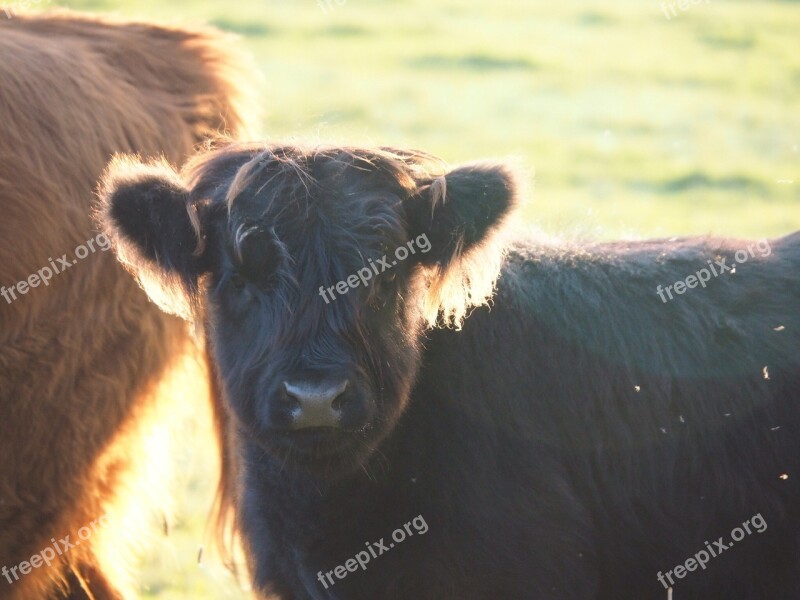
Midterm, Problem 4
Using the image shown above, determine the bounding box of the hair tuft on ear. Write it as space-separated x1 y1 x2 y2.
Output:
406 160 524 329
96 155 207 320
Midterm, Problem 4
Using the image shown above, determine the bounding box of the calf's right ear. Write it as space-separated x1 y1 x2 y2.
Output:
98 156 207 319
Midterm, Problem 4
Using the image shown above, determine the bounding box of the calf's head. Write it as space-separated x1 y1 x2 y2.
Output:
99 144 516 475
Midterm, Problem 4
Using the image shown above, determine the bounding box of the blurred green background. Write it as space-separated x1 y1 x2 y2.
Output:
51 0 800 597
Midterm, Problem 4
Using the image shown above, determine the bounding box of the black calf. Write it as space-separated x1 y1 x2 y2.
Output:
100 143 800 599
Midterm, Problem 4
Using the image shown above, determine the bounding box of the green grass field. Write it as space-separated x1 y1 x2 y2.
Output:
48 0 800 597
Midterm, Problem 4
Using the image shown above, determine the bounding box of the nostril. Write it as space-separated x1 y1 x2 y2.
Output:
330 380 350 412
280 382 302 414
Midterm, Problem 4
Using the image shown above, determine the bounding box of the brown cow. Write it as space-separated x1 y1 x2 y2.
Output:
0 12 256 600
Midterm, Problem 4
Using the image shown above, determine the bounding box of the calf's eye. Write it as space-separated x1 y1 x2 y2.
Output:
380 272 397 289
230 273 247 291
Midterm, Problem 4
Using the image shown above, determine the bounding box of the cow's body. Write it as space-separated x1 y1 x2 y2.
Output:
244 233 800 600
100 143 800 599
0 13 254 599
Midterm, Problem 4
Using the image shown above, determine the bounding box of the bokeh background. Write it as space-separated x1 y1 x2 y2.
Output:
46 0 800 597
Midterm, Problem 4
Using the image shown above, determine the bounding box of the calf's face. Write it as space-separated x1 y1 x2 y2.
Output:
100 145 515 476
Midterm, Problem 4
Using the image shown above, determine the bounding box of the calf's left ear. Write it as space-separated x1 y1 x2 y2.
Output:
404 162 518 266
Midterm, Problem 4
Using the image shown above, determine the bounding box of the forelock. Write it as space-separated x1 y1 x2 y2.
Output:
191 144 443 260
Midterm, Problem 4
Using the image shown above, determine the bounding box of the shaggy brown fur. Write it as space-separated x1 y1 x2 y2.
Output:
0 12 256 600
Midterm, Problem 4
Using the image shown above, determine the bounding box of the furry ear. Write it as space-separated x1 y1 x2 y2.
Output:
405 162 518 267
404 161 519 328
98 156 207 319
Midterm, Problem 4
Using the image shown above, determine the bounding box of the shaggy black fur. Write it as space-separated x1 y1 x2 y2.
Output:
100 142 800 600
